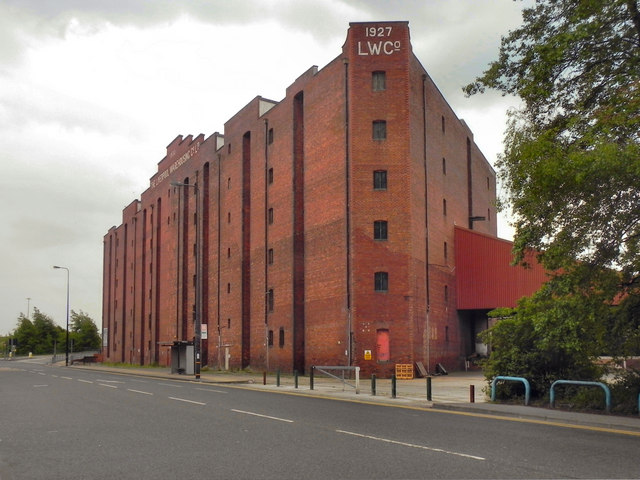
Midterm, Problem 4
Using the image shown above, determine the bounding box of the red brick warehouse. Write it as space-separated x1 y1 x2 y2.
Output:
102 21 546 376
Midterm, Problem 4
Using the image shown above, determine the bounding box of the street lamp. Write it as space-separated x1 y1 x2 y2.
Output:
53 265 70 366
171 180 201 380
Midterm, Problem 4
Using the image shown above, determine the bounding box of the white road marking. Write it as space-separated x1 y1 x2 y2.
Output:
231 409 294 423
169 397 206 406
127 389 153 396
61 376 73 380
37 372 46 375
159 383 183 388
96 379 125 384
98 383 118 389
77 379 93 384
195 387 228 394
336 430 485 461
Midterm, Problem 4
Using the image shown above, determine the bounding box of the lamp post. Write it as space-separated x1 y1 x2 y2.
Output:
53 265 70 366
171 180 201 380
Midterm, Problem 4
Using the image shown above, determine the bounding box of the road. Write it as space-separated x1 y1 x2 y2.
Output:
1 361 639 479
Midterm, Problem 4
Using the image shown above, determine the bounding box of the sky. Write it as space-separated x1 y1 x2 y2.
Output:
0 0 531 335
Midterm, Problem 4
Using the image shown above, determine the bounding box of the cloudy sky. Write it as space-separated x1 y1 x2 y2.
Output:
0 0 530 335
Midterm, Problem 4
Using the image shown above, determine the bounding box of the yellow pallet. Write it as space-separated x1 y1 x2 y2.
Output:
395 363 414 379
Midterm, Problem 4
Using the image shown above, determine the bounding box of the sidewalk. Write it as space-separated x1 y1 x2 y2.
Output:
69 363 640 434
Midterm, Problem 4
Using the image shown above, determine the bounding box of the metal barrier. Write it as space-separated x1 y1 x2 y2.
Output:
491 376 531 406
550 380 611 414
310 366 360 394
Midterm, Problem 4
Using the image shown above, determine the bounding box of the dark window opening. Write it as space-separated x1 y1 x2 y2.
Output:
268 248 274 265
374 272 388 292
279 327 285 348
268 330 274 347
373 170 387 190
268 128 274 145
267 289 274 312
372 120 387 140
268 208 274 225
373 220 388 240
268 168 274 185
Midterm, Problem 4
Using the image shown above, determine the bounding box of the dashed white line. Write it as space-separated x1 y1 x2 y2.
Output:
159 383 183 388
335 430 485 461
98 383 118 389
127 389 153 396
77 379 93 384
37 372 46 376
169 397 206 406
231 409 294 423
195 387 228 394
61 376 73 380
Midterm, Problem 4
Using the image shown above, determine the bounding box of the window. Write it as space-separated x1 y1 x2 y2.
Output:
268 248 274 265
442 157 446 175
268 208 274 225
228 143 231 154
279 327 285 348
227 247 231 258
487 176 490 190
372 120 387 140
227 318 231 329
441 115 445 133
374 272 388 292
373 170 387 190
373 220 388 240
228 212 231 223
444 241 448 261
268 168 274 185
488 208 491 221
443 199 447 216
268 128 274 145
445 326 449 343
228 177 231 189
267 288 274 312
227 283 231 293
268 330 274 347
444 285 449 302
372 71 386 91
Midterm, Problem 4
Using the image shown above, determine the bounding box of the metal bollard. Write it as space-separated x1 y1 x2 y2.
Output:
371 374 376 396
391 374 397 399
263 371 267 385
470 384 475 403
276 368 281 387
426 376 432 401
294 370 299 389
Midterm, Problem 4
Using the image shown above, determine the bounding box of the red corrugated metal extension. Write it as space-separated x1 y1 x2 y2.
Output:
455 227 548 310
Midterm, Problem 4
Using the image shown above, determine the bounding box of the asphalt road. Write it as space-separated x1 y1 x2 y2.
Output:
1 361 639 479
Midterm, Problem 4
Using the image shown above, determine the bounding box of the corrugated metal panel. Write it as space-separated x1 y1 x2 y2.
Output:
455 227 547 310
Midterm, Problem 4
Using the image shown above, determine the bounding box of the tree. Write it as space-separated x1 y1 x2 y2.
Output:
466 0 640 394
70 310 101 351
13 308 64 355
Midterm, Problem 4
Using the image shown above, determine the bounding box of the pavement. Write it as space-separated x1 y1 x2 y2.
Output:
52 361 640 435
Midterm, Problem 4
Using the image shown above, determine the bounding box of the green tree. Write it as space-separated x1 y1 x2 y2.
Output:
70 310 101 351
466 0 640 395
13 308 64 355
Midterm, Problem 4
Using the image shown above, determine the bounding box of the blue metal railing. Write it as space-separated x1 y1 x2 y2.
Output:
550 380 611 414
491 376 531 406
